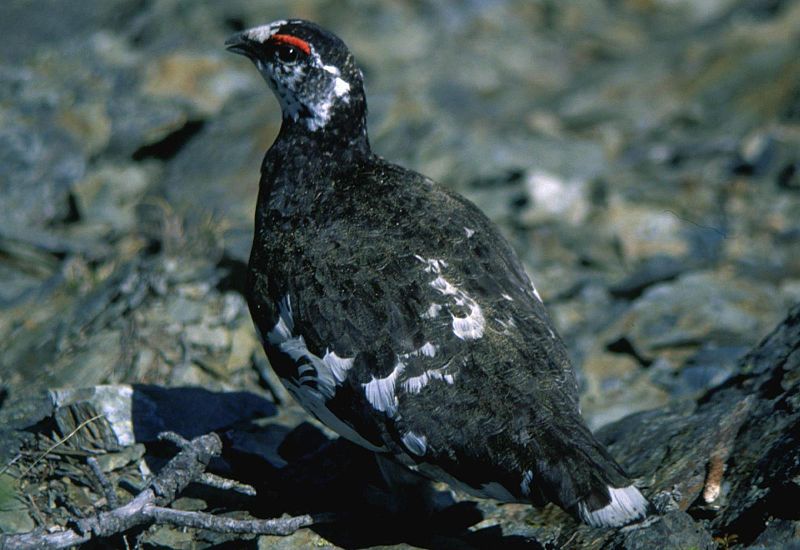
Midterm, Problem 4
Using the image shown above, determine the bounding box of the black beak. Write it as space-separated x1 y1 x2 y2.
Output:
225 32 255 57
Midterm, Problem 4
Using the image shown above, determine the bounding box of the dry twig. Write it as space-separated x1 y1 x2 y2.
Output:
0 432 326 550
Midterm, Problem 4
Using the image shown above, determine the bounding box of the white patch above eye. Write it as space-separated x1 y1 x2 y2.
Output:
244 20 286 43
363 362 405 417
401 431 427 456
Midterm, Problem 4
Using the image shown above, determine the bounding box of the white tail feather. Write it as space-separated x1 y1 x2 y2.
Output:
578 484 649 528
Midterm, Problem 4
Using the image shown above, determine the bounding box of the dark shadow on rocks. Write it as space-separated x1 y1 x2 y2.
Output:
131 119 207 162
130 384 276 442
219 422 530 549
125 386 507 547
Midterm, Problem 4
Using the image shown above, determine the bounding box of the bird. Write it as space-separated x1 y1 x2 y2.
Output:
225 19 651 528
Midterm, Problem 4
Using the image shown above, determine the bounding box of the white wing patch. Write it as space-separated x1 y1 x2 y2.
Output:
263 295 383 452
451 303 485 340
363 362 405 417
418 342 437 357
416 256 485 340
322 349 354 383
266 295 354 398
401 364 455 394
267 295 294 344
495 316 517 334
422 303 442 319
430 276 459 296
399 341 437 360
415 256 449 274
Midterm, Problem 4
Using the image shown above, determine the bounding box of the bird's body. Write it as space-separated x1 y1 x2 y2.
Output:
227 19 651 527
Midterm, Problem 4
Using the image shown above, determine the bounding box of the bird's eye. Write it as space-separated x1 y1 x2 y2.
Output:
275 44 300 65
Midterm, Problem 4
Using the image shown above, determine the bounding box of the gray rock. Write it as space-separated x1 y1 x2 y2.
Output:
613 511 715 549
606 271 783 362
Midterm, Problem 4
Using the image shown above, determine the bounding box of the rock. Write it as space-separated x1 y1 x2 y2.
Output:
142 53 254 116
0 106 86 232
0 473 35 535
522 169 590 225
613 511 716 549
71 163 154 232
609 255 687 300
159 92 274 261
257 529 338 550
605 270 784 363
536 303 800 548
184 324 230 351
604 197 689 261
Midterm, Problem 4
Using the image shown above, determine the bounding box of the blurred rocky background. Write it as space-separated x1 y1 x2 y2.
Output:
1 0 799 548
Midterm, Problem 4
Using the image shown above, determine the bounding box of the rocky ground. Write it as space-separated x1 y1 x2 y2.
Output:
1 1 799 548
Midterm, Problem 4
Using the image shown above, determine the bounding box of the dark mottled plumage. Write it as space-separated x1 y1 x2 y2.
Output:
226 19 651 527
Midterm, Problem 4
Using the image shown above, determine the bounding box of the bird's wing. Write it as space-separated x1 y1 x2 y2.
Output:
259 162 580 479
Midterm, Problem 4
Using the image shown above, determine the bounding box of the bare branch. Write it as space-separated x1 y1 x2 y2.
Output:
0 432 321 550
199 472 257 496
87 456 118 508
149 507 316 535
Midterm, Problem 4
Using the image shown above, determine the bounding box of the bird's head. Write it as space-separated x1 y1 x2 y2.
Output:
226 19 365 134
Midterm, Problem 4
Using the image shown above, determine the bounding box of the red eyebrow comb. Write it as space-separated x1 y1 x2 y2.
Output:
270 34 311 55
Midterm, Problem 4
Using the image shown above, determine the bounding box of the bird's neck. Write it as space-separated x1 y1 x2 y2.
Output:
275 112 371 159
256 109 373 223
271 83 371 161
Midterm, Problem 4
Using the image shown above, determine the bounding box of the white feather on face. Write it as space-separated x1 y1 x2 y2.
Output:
241 22 352 132
243 20 287 42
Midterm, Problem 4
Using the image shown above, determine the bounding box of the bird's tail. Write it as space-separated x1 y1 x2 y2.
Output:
524 417 652 528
